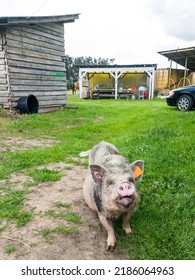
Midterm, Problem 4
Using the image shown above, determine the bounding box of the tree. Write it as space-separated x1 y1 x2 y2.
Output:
65 55 115 83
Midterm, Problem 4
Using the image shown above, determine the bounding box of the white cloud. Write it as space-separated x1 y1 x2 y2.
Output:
1 0 195 67
147 0 195 41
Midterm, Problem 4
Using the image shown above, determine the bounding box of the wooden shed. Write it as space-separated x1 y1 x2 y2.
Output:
79 64 157 99
0 14 79 113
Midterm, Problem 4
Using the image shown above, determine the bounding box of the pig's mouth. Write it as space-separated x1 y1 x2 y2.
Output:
117 195 134 208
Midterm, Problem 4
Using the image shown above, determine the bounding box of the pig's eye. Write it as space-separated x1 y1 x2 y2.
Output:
106 179 114 186
128 177 134 183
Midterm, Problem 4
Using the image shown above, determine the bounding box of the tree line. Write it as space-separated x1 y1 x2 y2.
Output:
65 55 115 89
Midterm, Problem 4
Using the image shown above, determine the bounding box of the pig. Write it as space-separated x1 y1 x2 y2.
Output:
80 141 144 250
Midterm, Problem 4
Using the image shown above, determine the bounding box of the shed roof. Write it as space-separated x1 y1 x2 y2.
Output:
0 14 79 26
158 47 195 71
79 64 157 73
79 64 157 70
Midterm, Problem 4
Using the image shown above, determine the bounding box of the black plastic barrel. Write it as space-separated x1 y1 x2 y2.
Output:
17 95 39 114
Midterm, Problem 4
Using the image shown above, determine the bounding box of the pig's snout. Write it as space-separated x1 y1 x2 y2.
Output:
118 183 135 196
117 183 135 208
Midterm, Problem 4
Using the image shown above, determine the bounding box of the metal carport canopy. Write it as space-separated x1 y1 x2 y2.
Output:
79 64 157 99
158 47 195 71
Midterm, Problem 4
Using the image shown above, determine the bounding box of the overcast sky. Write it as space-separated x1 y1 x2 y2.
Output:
1 0 195 68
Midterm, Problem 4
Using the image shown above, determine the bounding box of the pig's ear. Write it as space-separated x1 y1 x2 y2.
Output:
130 160 144 181
90 164 106 185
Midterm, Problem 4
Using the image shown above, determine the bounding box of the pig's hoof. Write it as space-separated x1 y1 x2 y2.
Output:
106 243 116 251
106 237 116 251
123 227 132 234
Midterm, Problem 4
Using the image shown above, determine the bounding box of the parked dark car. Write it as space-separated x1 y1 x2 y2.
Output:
166 85 195 111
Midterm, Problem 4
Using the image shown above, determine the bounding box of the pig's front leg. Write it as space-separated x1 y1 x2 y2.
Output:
122 212 132 234
98 214 116 250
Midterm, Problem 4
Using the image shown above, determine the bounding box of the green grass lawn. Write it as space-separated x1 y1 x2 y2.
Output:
0 95 194 259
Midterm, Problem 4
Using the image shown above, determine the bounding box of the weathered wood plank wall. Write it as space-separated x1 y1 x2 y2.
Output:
0 30 10 109
155 68 186 90
5 22 67 112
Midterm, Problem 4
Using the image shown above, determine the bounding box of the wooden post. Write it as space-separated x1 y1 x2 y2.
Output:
115 70 118 99
183 57 188 87
79 69 82 98
169 60 172 89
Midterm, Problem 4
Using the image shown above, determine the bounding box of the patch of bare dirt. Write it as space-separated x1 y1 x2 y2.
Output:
0 162 128 260
0 137 59 152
